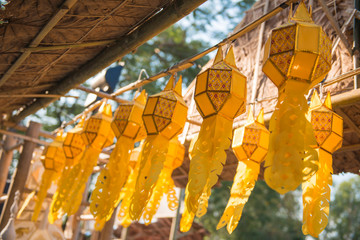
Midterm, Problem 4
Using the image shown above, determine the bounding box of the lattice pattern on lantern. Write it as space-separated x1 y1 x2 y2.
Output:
180 46 247 233
90 91 147 230
111 90 147 140
142 76 187 139
194 46 246 118
263 2 331 91
32 131 66 222
217 108 269 234
262 2 331 195
63 117 86 166
82 103 114 151
130 75 187 221
302 91 343 238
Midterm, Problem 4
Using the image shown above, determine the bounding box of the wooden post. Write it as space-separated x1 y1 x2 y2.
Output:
0 121 41 229
99 206 118 240
354 0 360 88
169 188 185 240
0 135 17 195
71 180 90 240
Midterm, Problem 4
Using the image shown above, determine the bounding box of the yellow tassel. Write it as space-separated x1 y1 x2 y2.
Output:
90 137 133 226
63 146 101 215
118 144 143 227
264 81 318 194
217 160 259 233
32 170 57 221
180 114 232 232
129 134 169 220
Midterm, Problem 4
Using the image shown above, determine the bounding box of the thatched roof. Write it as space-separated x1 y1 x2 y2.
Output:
0 0 206 121
172 0 360 188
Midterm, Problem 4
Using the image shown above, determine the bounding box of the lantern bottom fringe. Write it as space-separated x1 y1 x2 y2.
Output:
217 159 260 234
302 148 332 238
32 170 57 222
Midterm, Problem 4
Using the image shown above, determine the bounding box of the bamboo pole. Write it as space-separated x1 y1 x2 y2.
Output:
24 40 114 52
75 85 130 104
1 121 55 139
0 121 41 229
323 67 360 87
99 206 118 240
0 129 49 146
0 0 78 88
0 135 17 195
0 94 78 99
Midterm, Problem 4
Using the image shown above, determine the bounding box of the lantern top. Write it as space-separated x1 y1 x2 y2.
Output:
134 89 147 106
309 91 333 112
244 106 266 130
290 1 313 23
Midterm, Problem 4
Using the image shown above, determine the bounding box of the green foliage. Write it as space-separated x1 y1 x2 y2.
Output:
200 181 304 240
322 177 360 240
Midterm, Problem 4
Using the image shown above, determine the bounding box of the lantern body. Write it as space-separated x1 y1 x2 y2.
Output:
42 134 66 172
232 117 269 163
262 2 331 90
142 78 187 140
164 138 185 170
63 119 85 165
194 48 246 119
82 104 114 150
111 91 147 140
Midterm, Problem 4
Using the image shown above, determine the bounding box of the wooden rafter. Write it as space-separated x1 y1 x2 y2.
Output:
335 107 360 138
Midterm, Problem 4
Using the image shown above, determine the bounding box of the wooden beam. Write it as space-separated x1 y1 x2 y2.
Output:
0 135 17 195
317 0 353 55
0 0 78 88
0 121 41 229
0 129 49 146
335 108 360 138
24 40 114 52
1 121 55 139
12 0 298 122
323 67 360 87
335 143 360 153
99 206 118 240
11 0 208 122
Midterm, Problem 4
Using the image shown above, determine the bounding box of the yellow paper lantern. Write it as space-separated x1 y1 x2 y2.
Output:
217 108 269 233
32 131 66 221
130 75 187 220
142 138 185 225
262 2 331 194
180 46 247 232
302 91 343 238
60 102 114 217
91 90 147 230
49 118 86 223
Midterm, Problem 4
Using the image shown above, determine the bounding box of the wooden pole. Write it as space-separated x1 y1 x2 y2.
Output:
0 121 41 229
71 180 90 240
169 188 185 240
0 135 17 195
99 206 118 240
75 85 130 104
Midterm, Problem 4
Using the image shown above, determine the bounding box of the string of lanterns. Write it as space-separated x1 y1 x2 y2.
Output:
31 2 343 238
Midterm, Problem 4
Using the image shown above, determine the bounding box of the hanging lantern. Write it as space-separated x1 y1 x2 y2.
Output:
142 138 185 225
302 91 342 238
117 143 144 228
129 75 187 220
262 2 331 194
90 90 147 230
49 118 86 223
32 131 66 222
61 102 114 216
180 46 247 232
217 108 269 233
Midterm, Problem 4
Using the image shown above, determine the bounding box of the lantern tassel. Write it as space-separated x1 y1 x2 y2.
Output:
63 146 101 215
129 135 169 220
302 149 332 237
180 115 232 232
264 83 318 194
217 160 260 233
90 137 133 227
32 170 57 221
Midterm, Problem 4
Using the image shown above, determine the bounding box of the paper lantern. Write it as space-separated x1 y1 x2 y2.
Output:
130 75 187 220
142 138 185 225
32 131 66 221
180 46 247 232
49 118 86 223
217 108 269 233
91 90 147 230
60 102 114 216
262 2 331 194
302 91 342 238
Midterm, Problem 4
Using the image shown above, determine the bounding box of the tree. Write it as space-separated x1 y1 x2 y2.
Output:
200 181 304 240
322 177 360 240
